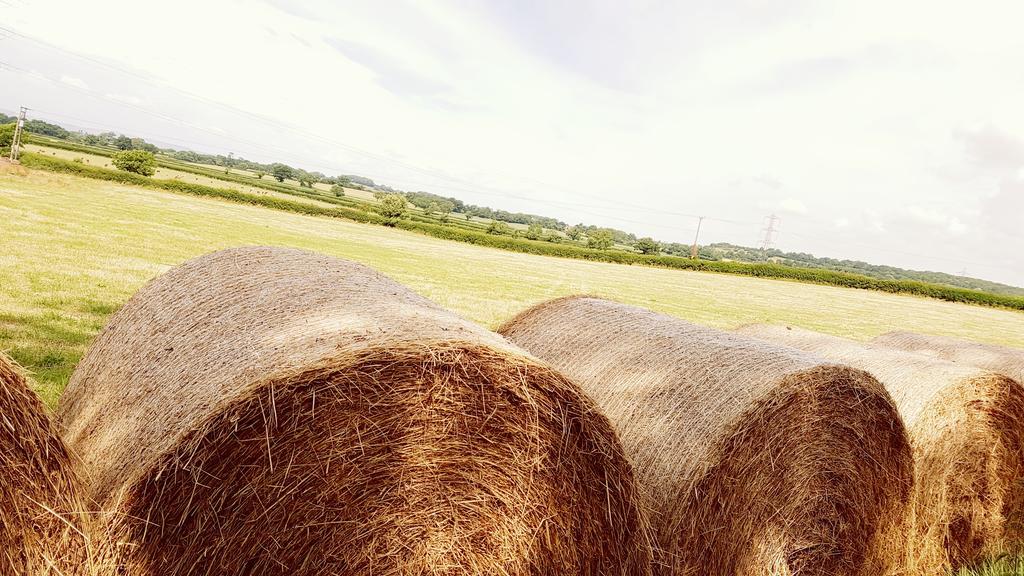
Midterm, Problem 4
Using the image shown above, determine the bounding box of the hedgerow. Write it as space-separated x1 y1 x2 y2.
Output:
20 153 384 225
19 152 1024 311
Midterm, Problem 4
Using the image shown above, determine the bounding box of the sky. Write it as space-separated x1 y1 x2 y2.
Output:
1 0 1023 286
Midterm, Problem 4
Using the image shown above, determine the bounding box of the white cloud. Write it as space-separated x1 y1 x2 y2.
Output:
778 197 808 215
105 93 143 105
947 217 968 235
59 74 88 89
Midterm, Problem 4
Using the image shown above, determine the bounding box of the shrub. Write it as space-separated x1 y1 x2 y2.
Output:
0 123 15 157
635 237 660 255
331 183 345 197
525 223 543 240
377 194 408 225
487 221 511 235
111 150 157 176
587 230 614 250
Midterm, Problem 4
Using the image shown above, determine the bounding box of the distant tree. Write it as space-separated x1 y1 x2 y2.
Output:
634 237 660 255
0 123 15 156
544 232 561 243
24 119 69 139
111 150 157 176
129 138 157 153
486 220 511 235
336 176 352 188
565 225 583 241
173 150 201 163
377 194 408 225
331 183 345 197
82 134 100 146
271 163 294 182
254 170 265 180
525 222 543 240
114 135 133 150
587 229 614 250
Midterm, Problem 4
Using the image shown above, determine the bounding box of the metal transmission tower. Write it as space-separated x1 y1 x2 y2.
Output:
760 213 780 251
9 106 27 163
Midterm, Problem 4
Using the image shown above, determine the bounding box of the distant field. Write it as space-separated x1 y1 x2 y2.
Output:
1 162 1023 406
24 144 352 208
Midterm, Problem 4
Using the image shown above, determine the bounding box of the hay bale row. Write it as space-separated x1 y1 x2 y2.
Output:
59 247 653 576
0 353 92 575
499 296 914 576
736 324 1024 574
873 331 1024 385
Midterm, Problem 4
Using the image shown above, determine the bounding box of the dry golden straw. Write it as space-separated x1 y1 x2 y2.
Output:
59 246 652 576
499 296 913 576
0 352 92 576
737 324 1024 574
873 331 1024 385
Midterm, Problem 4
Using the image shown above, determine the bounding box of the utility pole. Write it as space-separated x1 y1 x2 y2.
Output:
9 106 27 163
760 213 780 251
690 216 705 259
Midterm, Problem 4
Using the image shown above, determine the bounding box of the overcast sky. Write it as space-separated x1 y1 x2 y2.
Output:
2 0 1023 286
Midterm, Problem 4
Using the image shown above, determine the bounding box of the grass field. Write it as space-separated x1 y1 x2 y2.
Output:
2 162 1024 575
3 161 1022 407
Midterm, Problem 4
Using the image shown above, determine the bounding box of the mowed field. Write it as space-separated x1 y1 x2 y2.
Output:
2 162 1023 407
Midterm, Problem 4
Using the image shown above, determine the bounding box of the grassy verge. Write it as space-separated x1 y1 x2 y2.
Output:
19 151 1024 312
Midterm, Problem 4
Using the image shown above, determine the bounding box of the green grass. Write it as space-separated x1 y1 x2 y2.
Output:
3 161 1023 409
956 557 1024 575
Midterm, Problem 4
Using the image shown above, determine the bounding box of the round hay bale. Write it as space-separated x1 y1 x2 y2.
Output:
59 247 652 576
0 352 92 575
872 331 1024 385
498 296 914 576
737 324 1024 574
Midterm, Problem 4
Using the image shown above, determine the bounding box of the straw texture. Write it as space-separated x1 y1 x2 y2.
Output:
738 324 1024 574
0 352 92 576
872 331 1024 385
59 247 652 576
499 296 913 576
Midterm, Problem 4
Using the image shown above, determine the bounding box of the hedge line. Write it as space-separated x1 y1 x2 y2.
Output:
20 153 384 225
19 152 1024 311
26 135 372 208
396 220 1024 309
